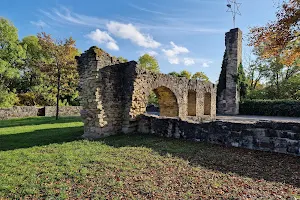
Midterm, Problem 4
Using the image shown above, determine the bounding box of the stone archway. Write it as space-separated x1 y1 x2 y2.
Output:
153 86 179 117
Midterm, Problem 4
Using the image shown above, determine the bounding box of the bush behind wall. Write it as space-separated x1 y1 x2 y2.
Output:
240 99 300 117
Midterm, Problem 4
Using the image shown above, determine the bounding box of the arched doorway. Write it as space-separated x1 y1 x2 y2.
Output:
147 86 179 117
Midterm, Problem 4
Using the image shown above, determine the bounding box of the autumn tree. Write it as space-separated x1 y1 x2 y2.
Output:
249 0 300 65
37 32 79 119
138 54 159 72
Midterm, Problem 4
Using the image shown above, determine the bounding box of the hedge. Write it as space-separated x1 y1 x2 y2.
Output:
239 99 300 117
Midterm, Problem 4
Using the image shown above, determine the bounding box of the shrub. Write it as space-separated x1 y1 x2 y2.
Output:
0 88 19 107
240 99 300 117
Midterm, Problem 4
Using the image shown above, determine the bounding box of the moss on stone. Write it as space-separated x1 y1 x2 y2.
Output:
217 51 227 99
87 46 104 57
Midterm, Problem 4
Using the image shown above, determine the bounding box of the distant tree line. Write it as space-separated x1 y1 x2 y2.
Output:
0 18 80 114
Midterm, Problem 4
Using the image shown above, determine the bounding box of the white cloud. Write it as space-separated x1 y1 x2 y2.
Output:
86 29 119 51
139 50 158 57
162 41 189 57
147 51 158 56
40 6 225 37
107 42 119 51
40 7 107 28
194 58 213 67
30 20 49 28
129 3 168 15
107 21 161 48
203 62 209 67
183 58 195 66
169 57 180 64
162 41 189 64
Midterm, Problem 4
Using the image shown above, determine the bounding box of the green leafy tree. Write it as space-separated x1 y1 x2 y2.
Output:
280 74 300 100
179 70 192 79
117 56 128 63
17 36 43 92
192 72 209 82
0 18 25 107
237 64 248 99
38 32 80 119
168 71 180 77
138 54 159 106
138 54 159 72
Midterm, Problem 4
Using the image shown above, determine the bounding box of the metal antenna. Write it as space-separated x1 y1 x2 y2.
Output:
226 0 242 28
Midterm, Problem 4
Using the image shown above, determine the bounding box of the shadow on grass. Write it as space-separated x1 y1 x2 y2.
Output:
0 126 83 151
0 116 82 128
102 133 300 188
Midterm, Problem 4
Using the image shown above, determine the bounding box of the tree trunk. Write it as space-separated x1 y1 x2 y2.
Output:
276 72 280 98
56 68 61 120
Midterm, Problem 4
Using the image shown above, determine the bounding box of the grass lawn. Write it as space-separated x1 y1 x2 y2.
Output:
0 117 299 199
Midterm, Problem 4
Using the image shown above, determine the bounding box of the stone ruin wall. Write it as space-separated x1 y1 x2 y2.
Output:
217 28 242 115
138 115 300 156
77 47 124 138
123 67 216 133
76 47 217 139
0 106 82 120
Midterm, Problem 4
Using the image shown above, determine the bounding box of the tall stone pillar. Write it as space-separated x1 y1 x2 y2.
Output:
217 28 242 115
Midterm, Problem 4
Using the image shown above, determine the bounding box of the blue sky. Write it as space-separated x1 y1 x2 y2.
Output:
1 0 278 82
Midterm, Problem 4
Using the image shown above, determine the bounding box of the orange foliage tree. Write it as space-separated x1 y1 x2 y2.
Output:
249 0 300 66
37 33 79 119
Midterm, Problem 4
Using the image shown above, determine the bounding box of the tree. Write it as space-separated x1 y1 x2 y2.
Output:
192 72 209 82
179 70 192 79
244 52 300 100
138 54 159 72
244 55 268 91
18 36 43 93
237 64 248 99
37 32 79 119
0 18 25 107
249 0 300 65
168 71 180 77
169 70 209 81
117 56 128 63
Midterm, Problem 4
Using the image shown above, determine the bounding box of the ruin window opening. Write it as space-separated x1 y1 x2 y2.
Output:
204 92 211 115
188 90 196 116
146 91 160 115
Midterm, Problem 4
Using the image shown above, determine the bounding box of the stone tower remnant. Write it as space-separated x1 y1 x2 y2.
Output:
217 28 242 115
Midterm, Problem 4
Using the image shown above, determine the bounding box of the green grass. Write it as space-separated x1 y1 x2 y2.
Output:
0 117 299 199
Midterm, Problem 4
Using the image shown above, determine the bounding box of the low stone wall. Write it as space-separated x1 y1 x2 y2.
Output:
0 106 43 120
0 106 82 120
44 106 82 117
138 115 300 156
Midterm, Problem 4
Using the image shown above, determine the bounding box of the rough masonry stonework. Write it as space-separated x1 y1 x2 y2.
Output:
138 115 300 156
217 28 242 115
76 47 217 139
0 106 82 120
